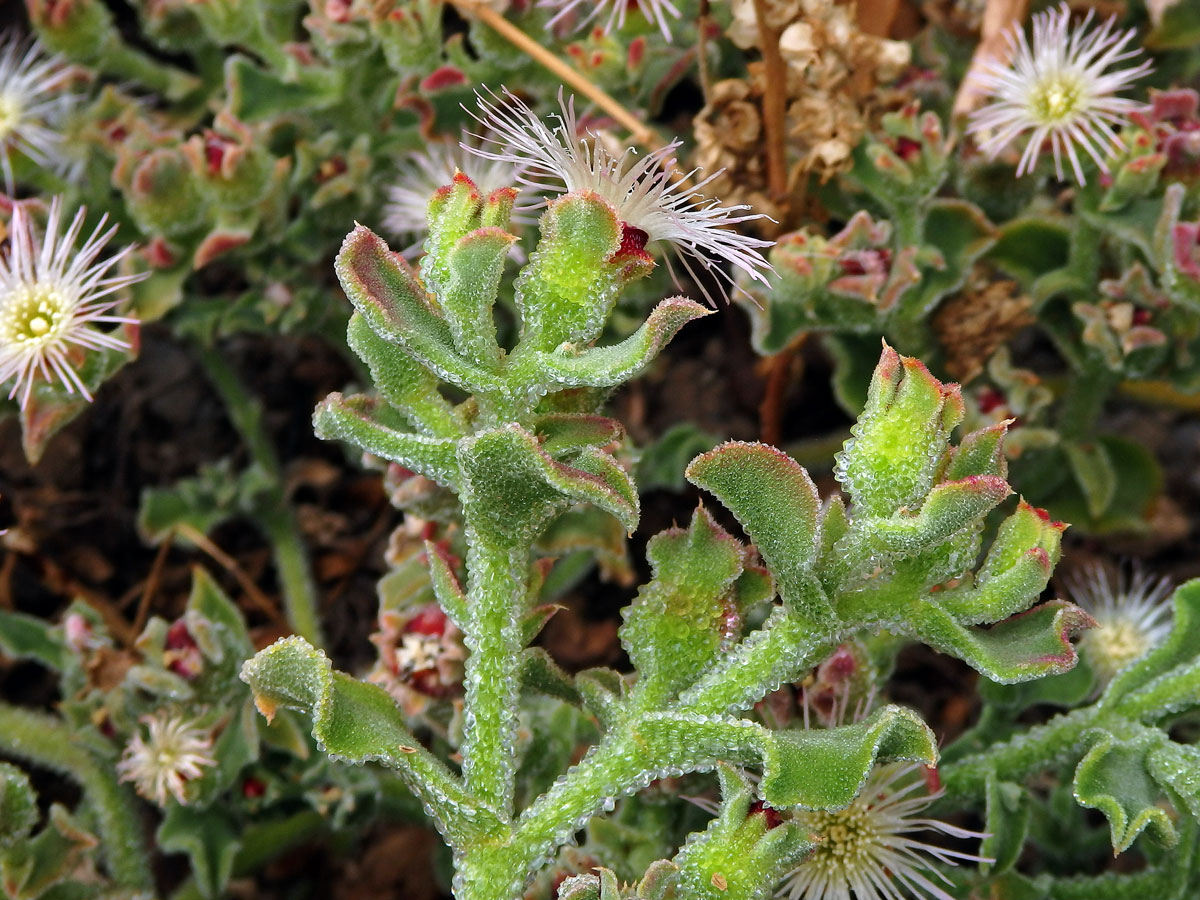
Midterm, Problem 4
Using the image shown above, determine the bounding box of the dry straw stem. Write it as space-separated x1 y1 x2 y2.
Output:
448 0 664 150
750 0 790 202
953 0 1030 118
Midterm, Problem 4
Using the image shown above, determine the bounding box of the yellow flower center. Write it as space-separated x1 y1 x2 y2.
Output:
1029 73 1086 124
0 92 23 142
0 284 72 350
1082 618 1152 682
798 801 882 876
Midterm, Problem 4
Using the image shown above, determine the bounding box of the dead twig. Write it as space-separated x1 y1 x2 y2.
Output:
448 0 663 151
749 0 790 205
758 334 807 447
175 523 289 629
953 0 1029 120
129 530 175 642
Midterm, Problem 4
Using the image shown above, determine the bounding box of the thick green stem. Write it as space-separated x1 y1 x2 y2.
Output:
940 708 1097 800
98 41 199 101
460 529 529 816
681 609 834 715
455 612 835 900
195 344 325 647
1056 365 1118 439
0 704 153 891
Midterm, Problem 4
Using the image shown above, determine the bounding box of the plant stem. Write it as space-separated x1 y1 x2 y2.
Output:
195 344 325 647
1057 364 1117 439
940 708 1096 800
460 529 528 816
750 0 790 204
456 612 835 900
447 0 662 151
99 41 199 101
0 703 153 891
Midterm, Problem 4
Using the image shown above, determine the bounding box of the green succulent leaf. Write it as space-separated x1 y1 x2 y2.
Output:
911 599 1091 684
157 804 241 900
458 425 638 548
346 313 461 438
634 704 937 810
240 636 503 846
835 345 964 518
1073 725 1177 852
673 766 812 900
528 297 712 389
1104 579 1200 718
982 774 1031 875
313 393 461 489
0 610 67 672
686 442 830 621
621 507 745 708
335 224 503 392
0 763 38 848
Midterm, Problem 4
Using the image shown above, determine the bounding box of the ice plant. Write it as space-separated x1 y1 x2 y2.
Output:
240 150 1090 900
966 2 1152 184
1067 563 1173 684
782 762 989 900
539 0 682 43
0 34 72 193
116 711 217 807
464 88 773 300
0 197 141 408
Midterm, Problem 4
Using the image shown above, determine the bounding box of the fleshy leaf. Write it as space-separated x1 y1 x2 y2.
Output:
1073 726 1177 852
982 774 1031 875
0 763 38 847
529 297 712 389
240 636 503 845
672 765 812 900
458 425 638 549
335 224 503 392
157 804 241 900
911 599 1091 684
686 442 830 620
313 393 461 489
835 346 963 518
633 704 937 810
346 313 460 438
621 507 745 708
0 610 67 672
515 191 623 351
1104 579 1200 716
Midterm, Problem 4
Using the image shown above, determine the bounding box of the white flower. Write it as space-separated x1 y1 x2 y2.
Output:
966 2 1152 185
0 34 74 193
780 762 990 900
1067 562 1173 683
464 88 773 302
116 712 217 806
382 139 533 255
0 197 143 409
539 0 681 42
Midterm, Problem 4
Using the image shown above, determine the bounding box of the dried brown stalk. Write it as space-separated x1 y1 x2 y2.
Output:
953 0 1029 119
749 0 790 203
448 0 663 150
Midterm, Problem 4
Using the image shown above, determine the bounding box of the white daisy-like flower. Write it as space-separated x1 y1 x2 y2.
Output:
383 138 534 255
0 197 143 409
116 712 217 807
464 88 773 302
0 34 74 193
539 0 682 43
780 762 990 900
1066 562 1173 684
966 2 1152 185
